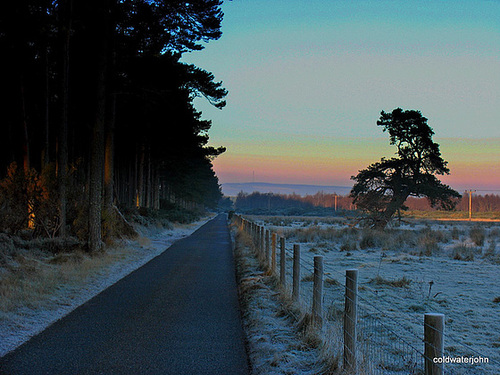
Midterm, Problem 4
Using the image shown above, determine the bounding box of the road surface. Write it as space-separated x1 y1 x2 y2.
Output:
0 214 250 375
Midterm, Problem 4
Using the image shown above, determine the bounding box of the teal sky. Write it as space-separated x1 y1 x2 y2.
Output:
182 0 500 192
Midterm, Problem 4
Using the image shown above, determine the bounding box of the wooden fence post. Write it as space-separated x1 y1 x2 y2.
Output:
253 222 256 238
259 226 264 260
256 226 260 255
265 229 270 269
254 224 258 246
424 313 444 375
292 244 300 302
271 233 277 274
280 237 286 287
312 255 324 326
344 269 358 372
253 223 258 250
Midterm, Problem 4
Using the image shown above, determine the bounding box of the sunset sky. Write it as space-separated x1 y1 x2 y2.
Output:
182 0 500 195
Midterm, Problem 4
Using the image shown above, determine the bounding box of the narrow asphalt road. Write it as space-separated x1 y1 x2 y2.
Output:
0 214 250 375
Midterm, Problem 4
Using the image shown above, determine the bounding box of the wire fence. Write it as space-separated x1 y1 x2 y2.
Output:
233 215 498 375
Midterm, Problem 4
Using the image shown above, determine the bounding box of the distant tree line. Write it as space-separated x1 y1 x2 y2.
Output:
234 192 354 215
235 192 500 215
0 0 226 251
405 194 500 212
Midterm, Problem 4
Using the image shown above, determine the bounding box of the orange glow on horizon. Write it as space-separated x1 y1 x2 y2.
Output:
213 137 500 192
214 152 377 186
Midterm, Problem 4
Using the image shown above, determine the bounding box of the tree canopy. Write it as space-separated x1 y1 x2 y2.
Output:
0 0 227 250
350 108 461 229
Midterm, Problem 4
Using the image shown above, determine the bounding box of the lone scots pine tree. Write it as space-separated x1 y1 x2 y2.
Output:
350 108 461 229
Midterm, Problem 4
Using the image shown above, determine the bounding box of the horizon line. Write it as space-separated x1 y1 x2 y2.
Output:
220 181 500 194
222 181 352 187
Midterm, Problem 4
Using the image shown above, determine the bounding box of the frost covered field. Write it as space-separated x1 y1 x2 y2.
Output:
0 216 212 357
244 215 500 375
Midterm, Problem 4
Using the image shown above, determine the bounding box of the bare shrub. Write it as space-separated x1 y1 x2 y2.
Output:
417 228 442 256
0 163 37 233
289 226 345 244
369 275 411 288
380 231 399 251
451 226 460 240
451 243 476 261
359 228 416 251
469 226 486 247
483 241 500 264
340 239 357 252
489 228 500 239
334 227 358 252
315 242 331 250
359 229 380 249
484 241 496 258
399 230 419 249
291 226 321 242
0 162 65 238
263 217 294 226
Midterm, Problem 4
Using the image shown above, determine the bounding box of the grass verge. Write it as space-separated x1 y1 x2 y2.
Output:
232 224 340 374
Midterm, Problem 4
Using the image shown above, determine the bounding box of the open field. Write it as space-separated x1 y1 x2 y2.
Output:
242 215 500 374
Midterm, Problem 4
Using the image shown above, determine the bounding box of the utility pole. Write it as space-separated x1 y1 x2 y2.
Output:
464 189 476 221
334 194 338 212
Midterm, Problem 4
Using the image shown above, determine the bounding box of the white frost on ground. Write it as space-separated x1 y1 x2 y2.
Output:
247 216 500 375
0 217 211 357
233 229 329 375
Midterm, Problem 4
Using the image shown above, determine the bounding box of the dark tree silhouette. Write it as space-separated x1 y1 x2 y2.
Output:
350 108 461 229
58 0 72 237
0 0 227 249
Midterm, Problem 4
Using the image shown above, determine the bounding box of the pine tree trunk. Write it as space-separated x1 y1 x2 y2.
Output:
104 93 115 208
134 149 139 207
375 194 408 230
20 78 30 173
42 47 50 167
104 28 116 209
153 166 160 210
129 163 135 207
20 77 34 229
137 142 145 208
88 0 109 252
58 0 71 237
146 147 151 208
